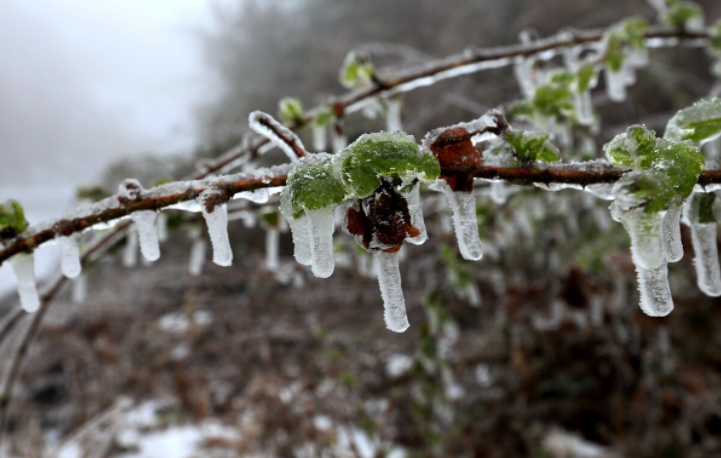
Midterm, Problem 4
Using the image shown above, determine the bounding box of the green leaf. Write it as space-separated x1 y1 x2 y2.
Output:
604 34 626 73
532 72 575 119
314 108 334 127
336 132 440 199
0 200 28 239
604 124 704 204
619 17 648 49
339 51 375 89
614 171 677 214
576 64 596 93
286 154 347 218
664 1 703 29
506 130 561 163
665 98 721 144
278 97 304 125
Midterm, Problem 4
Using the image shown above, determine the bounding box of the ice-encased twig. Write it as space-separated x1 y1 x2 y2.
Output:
374 251 410 333
662 205 684 263
637 263 674 317
57 235 82 279
432 181 483 261
11 254 40 313
305 207 335 278
199 190 233 267
248 111 304 162
402 182 427 245
131 210 160 262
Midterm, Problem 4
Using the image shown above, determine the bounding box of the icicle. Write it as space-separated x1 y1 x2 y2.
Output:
685 194 721 296
614 205 666 270
574 90 594 126
385 98 403 132
11 254 40 313
627 46 649 68
131 210 160 262
331 122 347 154
157 212 168 243
188 237 206 276
374 251 410 333
662 205 684 263
123 228 138 268
306 207 335 278
72 274 87 304
604 68 627 103
312 123 327 152
198 190 233 267
489 182 507 205
280 191 312 266
57 235 81 279
432 181 483 261
265 228 279 270
402 183 427 245
637 264 674 317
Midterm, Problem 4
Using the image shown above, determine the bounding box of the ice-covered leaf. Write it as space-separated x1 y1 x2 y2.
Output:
337 131 439 199
664 1 704 30
612 171 677 214
532 71 575 119
665 98 721 144
575 64 596 93
506 130 561 163
604 124 703 202
339 51 375 89
285 153 347 218
0 200 28 239
278 97 304 125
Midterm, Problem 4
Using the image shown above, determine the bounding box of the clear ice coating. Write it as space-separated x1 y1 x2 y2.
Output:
637 263 674 317
123 228 139 268
265 228 279 270
374 250 410 333
280 191 311 266
199 190 233 267
618 207 666 270
131 210 160 262
312 123 327 152
662 205 684 263
431 180 483 261
385 98 403 132
57 235 82 279
11 254 40 313
248 111 304 162
402 182 428 245
685 194 721 296
305 207 335 278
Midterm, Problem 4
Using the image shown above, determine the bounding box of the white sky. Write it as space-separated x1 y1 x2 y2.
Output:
0 0 226 295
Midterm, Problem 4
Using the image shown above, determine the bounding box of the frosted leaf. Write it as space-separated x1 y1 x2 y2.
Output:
662 205 684 263
637 264 674 317
431 180 483 261
123 228 139 268
312 123 327 152
188 237 206 276
374 251 410 333
265 228 279 270
57 235 81 278
402 182 427 245
199 190 233 267
11 254 40 313
385 98 403 132
131 210 160 262
573 90 594 126
604 68 626 103
306 207 335 278
72 274 87 304
248 111 304 162
157 212 168 242
280 190 311 266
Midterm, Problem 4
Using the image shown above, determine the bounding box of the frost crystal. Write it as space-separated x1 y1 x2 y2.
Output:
131 210 160 262
306 207 335 278
431 180 483 261
248 111 304 162
11 254 40 313
402 182 427 245
57 235 82 279
374 251 410 333
199 190 233 267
